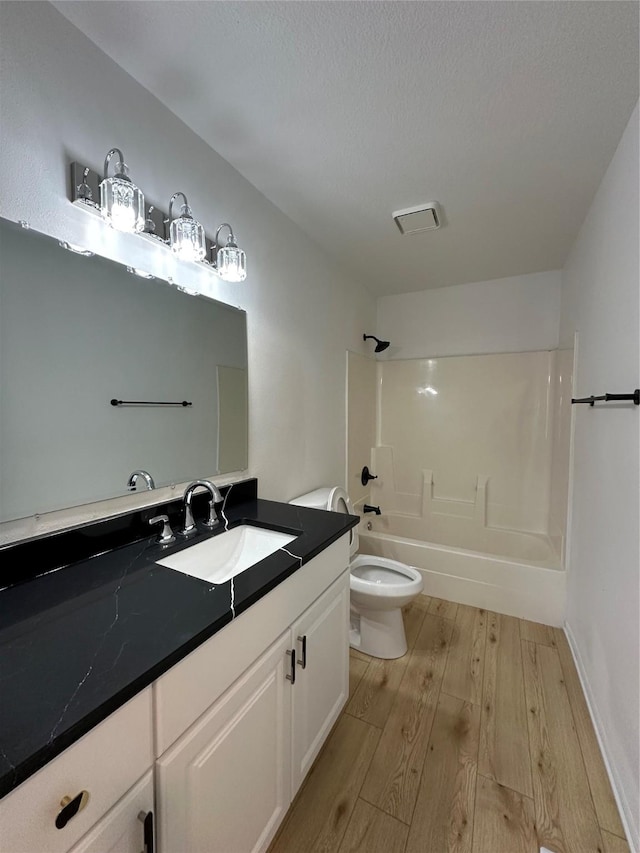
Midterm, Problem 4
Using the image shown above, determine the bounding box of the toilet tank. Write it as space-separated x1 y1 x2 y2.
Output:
290 487 359 557
289 488 334 511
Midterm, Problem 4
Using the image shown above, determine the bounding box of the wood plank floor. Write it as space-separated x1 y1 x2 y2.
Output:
269 596 629 853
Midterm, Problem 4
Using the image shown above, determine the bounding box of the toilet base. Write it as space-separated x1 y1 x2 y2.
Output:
350 606 408 659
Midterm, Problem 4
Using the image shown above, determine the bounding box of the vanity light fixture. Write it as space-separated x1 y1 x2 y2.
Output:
59 241 95 257
168 192 206 262
211 223 247 282
100 148 145 233
126 266 155 279
69 155 248 280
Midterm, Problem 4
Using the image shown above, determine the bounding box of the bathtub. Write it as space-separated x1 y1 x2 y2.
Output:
358 514 566 626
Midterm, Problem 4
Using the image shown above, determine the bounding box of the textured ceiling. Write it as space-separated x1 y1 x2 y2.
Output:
53 1 639 295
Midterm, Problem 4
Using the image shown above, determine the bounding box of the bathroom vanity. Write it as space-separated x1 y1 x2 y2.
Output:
0 480 358 852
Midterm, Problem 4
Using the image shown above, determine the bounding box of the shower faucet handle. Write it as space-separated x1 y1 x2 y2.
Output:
361 466 378 486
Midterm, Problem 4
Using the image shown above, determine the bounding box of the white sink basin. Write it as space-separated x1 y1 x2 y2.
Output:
156 525 298 584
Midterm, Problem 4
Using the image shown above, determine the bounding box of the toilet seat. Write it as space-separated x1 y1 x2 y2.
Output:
327 487 359 556
351 565 410 583
350 554 423 600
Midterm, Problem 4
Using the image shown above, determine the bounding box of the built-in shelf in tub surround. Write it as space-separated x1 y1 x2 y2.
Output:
0 479 359 798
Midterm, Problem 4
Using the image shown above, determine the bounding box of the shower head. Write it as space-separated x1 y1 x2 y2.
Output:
363 334 390 353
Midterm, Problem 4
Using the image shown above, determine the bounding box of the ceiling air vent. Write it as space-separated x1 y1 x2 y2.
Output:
392 202 441 235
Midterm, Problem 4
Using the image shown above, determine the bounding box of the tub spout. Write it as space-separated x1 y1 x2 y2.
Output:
363 504 382 515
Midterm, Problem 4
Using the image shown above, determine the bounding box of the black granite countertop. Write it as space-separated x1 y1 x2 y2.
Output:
0 481 358 798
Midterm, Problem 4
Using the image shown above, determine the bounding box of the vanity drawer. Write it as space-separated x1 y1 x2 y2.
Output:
0 688 153 853
154 535 350 755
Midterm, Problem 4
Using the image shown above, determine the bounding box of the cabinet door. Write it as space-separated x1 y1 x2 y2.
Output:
67 771 154 853
291 570 350 794
156 631 292 853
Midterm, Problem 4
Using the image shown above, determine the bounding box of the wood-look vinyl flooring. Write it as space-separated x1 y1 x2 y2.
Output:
269 596 629 853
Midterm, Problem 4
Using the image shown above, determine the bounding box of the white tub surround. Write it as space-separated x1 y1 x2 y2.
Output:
374 351 563 535
360 525 565 627
366 493 559 567
346 352 377 508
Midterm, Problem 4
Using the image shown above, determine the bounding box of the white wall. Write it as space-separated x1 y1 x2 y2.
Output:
560 103 639 849
377 270 561 359
0 1 375 538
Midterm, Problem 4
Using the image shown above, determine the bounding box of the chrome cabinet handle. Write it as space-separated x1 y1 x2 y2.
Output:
296 635 307 669
55 790 89 829
138 810 154 853
286 649 296 684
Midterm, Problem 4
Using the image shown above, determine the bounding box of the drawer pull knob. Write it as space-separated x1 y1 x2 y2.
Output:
55 790 89 829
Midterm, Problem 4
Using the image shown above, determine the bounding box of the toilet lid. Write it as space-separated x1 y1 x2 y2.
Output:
329 487 359 557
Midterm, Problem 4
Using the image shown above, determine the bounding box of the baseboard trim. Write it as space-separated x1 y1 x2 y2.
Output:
564 621 638 853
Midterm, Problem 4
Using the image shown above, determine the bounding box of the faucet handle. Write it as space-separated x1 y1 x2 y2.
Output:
149 514 176 545
203 501 221 529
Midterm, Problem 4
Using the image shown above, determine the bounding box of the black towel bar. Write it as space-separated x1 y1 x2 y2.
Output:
110 399 192 407
571 390 639 407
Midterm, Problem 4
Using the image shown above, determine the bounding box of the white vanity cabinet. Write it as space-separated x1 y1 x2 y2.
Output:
0 533 350 853
0 689 153 853
155 535 350 853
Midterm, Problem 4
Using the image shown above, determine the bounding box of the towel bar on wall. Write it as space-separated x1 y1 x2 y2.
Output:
571 389 639 407
110 399 193 407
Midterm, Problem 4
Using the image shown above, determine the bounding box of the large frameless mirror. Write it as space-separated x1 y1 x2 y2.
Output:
0 217 248 524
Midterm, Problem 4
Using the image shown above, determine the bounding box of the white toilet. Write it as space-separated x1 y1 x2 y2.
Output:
290 487 424 659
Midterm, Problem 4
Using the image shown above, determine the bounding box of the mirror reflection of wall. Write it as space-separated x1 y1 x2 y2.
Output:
217 366 249 475
0 218 248 523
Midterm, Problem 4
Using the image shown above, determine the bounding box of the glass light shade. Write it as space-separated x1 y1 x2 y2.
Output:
100 164 145 233
170 209 206 262
217 242 247 282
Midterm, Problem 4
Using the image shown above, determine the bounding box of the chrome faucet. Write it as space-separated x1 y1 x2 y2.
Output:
127 470 155 491
181 480 223 535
